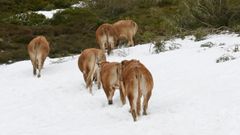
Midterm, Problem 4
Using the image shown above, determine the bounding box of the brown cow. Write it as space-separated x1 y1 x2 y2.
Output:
113 20 138 46
27 36 50 78
78 48 106 94
96 23 118 55
99 61 126 105
121 59 153 121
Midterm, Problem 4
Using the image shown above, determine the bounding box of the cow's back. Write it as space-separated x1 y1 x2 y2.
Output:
28 36 50 57
78 48 106 73
113 20 138 38
122 60 153 93
96 24 116 38
100 62 120 87
78 48 96 73
96 24 117 44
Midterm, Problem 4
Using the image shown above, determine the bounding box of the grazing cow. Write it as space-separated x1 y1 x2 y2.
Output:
121 59 153 121
27 36 50 78
96 23 118 55
99 61 126 105
78 48 106 94
113 20 138 46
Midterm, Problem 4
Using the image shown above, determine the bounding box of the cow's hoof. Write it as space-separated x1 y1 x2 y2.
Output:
108 100 113 105
143 111 147 115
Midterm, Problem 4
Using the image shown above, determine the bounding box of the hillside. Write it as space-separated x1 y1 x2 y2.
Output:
1 0 240 64
1 34 240 135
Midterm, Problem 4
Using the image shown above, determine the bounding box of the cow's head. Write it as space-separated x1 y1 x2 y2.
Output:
98 50 107 63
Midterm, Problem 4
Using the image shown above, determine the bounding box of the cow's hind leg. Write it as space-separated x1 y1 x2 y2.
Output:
86 72 94 94
102 86 110 104
86 77 93 94
127 35 134 46
137 92 142 116
83 73 88 88
100 42 106 54
33 65 37 75
143 91 152 115
108 88 115 105
107 46 112 55
96 69 101 89
29 54 37 76
119 85 126 105
128 93 137 121
32 60 37 76
37 58 43 78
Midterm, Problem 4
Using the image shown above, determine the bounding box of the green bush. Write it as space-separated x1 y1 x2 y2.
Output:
87 0 134 19
0 43 28 64
140 31 156 43
232 25 240 33
51 8 101 27
192 27 209 41
186 0 230 27
183 0 240 28
154 40 166 53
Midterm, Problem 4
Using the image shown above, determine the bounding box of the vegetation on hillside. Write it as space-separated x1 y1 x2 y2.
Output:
1 0 240 63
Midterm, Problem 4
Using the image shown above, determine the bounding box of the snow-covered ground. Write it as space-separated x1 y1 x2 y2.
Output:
35 1 86 19
10 1 87 20
1 34 240 135
35 9 64 19
71 1 87 8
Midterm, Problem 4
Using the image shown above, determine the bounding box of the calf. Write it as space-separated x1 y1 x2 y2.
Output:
27 36 50 78
121 59 153 121
99 61 126 105
113 20 138 46
78 48 106 94
96 23 118 55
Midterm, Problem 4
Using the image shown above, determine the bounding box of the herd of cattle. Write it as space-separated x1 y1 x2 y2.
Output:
27 19 153 122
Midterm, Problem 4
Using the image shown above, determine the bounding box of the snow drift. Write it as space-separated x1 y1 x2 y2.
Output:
1 34 240 135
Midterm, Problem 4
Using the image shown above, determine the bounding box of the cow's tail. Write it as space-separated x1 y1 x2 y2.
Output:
131 67 141 121
104 28 109 45
86 54 97 88
103 28 111 55
117 63 126 105
33 37 41 68
131 21 138 35
135 68 141 96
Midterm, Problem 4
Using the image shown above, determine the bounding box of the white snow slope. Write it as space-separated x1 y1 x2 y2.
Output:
1 34 240 135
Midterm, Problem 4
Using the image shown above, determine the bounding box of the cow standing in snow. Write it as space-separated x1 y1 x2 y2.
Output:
27 36 50 78
96 23 118 55
78 48 106 94
121 59 153 121
113 20 138 46
99 61 126 105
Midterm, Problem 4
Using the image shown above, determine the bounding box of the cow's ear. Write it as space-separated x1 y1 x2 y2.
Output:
98 61 106 67
97 61 101 67
103 55 106 61
97 61 103 67
121 60 128 65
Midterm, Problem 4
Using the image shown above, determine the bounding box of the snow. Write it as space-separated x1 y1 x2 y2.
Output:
35 9 64 19
35 1 86 19
71 1 87 8
1 33 240 135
